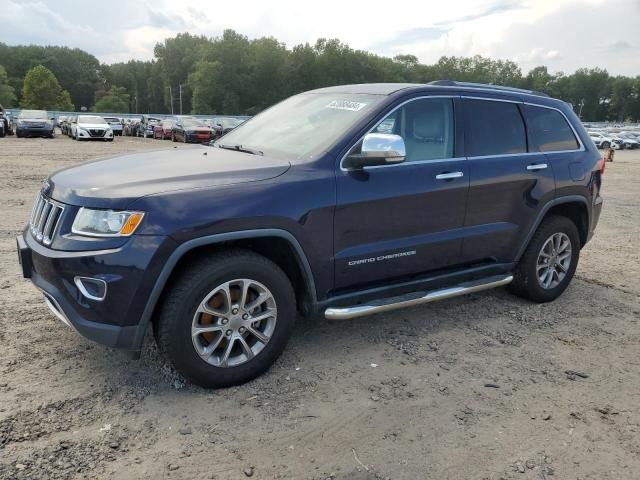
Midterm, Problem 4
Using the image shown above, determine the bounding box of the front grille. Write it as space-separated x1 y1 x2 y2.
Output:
30 194 64 246
88 129 105 137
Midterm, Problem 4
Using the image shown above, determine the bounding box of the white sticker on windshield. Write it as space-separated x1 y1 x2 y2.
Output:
326 100 367 111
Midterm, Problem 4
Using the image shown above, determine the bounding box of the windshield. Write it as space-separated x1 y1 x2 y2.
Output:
78 115 106 124
104 117 120 123
215 93 384 161
19 110 48 120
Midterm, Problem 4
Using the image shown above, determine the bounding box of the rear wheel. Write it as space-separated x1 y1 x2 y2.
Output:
509 215 580 303
155 250 296 388
601 141 610 149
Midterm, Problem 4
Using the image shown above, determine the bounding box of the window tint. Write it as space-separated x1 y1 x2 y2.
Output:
372 98 454 162
466 99 526 156
525 105 579 152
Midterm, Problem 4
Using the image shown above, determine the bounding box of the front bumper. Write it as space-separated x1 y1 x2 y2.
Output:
17 126 53 137
77 128 113 140
17 229 174 351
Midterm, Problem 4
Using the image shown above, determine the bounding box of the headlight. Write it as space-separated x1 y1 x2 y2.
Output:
72 208 144 237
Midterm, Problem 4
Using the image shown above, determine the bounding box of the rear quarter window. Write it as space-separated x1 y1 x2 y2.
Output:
465 99 527 157
524 105 579 152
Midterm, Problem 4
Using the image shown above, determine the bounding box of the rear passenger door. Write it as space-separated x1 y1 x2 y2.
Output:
459 97 555 265
521 104 584 199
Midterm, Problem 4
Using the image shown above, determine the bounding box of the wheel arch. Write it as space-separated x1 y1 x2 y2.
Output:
130 229 317 354
515 196 589 262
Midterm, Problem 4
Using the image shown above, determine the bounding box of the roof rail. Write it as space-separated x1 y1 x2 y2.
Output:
428 80 550 98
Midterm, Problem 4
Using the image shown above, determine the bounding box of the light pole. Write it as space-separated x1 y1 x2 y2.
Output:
179 84 184 115
167 86 174 115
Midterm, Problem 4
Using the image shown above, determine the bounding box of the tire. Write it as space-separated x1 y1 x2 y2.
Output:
601 141 610 149
154 249 296 388
509 215 580 303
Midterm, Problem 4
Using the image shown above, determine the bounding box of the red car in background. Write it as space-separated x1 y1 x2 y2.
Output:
171 118 214 143
154 119 175 140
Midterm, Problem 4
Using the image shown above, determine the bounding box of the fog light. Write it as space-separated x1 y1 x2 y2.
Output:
74 276 107 301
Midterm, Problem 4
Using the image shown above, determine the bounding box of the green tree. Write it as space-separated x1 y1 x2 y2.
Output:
188 60 221 114
0 65 17 106
94 86 130 113
21 65 74 110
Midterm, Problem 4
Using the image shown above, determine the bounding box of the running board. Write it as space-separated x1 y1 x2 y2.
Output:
324 274 513 320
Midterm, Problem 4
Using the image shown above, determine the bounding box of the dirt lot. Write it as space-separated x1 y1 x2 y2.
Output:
0 136 638 480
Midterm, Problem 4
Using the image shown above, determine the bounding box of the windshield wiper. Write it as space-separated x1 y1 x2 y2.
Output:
216 144 263 156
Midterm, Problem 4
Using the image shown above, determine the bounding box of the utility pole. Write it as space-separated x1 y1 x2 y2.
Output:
168 86 174 115
179 84 183 115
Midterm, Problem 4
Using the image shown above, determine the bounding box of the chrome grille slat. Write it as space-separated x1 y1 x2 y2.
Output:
29 193 64 246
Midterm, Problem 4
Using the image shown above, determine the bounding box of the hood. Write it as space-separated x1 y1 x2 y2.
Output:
48 146 291 208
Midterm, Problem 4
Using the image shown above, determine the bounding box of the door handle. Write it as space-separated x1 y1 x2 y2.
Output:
435 171 464 180
526 163 548 171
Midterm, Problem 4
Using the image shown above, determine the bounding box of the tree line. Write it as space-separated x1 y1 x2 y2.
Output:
0 30 638 121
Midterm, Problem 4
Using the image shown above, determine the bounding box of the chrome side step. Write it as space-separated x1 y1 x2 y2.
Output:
324 274 513 320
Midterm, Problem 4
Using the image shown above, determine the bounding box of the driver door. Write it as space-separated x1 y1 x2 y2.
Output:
333 96 469 290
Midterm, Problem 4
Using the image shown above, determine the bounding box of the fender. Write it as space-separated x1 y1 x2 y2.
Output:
514 195 589 262
129 228 317 354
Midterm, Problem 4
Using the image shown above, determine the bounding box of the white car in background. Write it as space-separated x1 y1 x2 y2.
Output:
73 115 114 142
588 132 619 150
611 133 638 149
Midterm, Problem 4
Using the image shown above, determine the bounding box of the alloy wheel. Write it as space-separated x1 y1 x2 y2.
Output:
191 279 277 368
536 232 572 289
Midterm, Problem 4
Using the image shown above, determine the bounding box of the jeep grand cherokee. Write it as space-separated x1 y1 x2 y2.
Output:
17 81 604 388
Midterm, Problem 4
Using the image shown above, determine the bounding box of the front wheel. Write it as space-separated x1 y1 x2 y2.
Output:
509 215 580 303
154 250 296 388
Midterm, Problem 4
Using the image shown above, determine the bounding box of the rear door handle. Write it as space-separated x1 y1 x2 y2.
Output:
435 171 464 180
526 163 548 171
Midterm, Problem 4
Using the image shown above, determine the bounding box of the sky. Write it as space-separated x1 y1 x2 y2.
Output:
2 0 639 75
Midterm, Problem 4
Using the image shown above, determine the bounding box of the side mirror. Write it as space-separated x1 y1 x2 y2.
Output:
344 133 406 169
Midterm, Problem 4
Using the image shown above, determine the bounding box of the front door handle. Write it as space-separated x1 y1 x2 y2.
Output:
435 171 464 180
526 163 548 171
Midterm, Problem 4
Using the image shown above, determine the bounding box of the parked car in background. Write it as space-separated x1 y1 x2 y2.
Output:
69 115 79 138
123 119 136 136
588 132 616 149
172 118 214 143
74 115 114 141
103 117 123 136
0 105 13 137
610 133 638 149
212 117 247 138
16 110 54 138
154 119 175 139
137 115 161 138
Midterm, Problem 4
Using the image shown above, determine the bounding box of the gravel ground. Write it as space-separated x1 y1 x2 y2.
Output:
0 135 638 480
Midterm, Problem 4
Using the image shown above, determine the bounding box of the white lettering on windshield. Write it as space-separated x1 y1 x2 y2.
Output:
326 100 368 112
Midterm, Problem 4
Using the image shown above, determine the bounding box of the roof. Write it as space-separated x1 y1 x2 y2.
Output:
306 83 417 95
307 81 552 100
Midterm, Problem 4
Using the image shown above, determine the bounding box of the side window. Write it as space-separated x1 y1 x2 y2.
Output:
372 98 454 162
524 105 579 152
466 99 526 156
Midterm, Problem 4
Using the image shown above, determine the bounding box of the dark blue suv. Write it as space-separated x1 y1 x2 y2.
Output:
17 81 604 387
